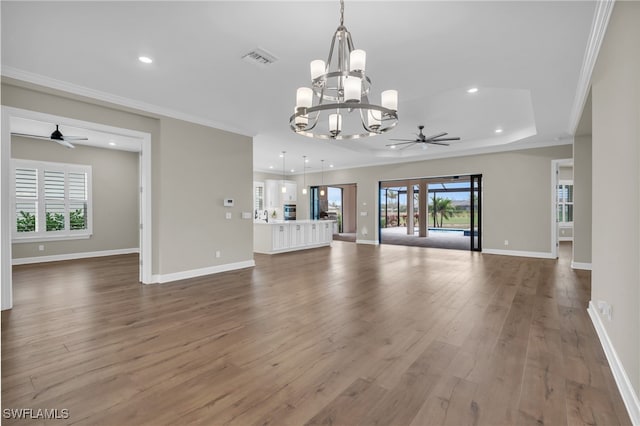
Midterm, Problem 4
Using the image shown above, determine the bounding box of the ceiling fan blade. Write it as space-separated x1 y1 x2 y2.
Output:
54 139 76 149
10 132 50 141
388 138 418 142
386 141 417 147
424 132 447 140
61 136 89 141
426 141 450 146
430 137 460 142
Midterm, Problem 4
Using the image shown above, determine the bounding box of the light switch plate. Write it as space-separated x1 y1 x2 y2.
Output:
242 212 252 219
360 211 368 216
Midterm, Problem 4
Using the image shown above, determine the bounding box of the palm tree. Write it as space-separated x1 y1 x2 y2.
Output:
431 193 438 227
437 198 456 227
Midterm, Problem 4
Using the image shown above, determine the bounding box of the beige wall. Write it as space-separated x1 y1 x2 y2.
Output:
2 80 254 278
573 135 592 264
156 118 253 274
558 166 573 181
293 145 571 252
590 1 640 396
11 138 139 258
2 80 161 272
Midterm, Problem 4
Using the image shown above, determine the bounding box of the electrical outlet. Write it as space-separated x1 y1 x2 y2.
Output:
215 251 221 258
598 301 612 320
504 240 509 246
38 245 44 251
225 212 232 220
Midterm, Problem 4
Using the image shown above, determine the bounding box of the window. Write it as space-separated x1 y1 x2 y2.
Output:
12 159 92 241
557 181 573 224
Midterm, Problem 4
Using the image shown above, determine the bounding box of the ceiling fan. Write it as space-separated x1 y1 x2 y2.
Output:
11 124 87 148
386 125 460 149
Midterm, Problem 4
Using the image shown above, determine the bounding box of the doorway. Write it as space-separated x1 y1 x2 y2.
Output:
378 175 482 251
310 183 357 242
1 106 152 310
550 158 573 259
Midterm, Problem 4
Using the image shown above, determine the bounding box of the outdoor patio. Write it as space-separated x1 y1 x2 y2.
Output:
380 226 473 251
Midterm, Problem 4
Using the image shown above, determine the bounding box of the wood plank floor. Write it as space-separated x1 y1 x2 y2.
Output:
1 242 631 425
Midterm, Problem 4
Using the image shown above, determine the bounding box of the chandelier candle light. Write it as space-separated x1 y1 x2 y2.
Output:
290 0 398 140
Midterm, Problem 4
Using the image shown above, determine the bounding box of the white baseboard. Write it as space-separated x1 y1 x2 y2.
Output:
253 242 332 255
356 239 379 245
150 260 255 284
588 301 640 425
571 261 592 270
482 248 555 259
12 248 139 265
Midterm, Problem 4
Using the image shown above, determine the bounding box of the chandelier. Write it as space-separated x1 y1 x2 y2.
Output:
289 0 398 140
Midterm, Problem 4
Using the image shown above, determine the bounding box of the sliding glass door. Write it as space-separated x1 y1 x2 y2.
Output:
470 174 482 251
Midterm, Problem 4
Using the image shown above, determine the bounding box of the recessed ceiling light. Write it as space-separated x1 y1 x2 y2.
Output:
495 128 503 134
290 169 295 173
138 56 153 64
467 87 479 94
305 158 310 163
329 164 334 168
279 153 284 158
269 165 274 169
108 141 117 146
389 144 397 149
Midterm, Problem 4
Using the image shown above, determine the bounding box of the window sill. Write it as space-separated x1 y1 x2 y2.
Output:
12 234 92 244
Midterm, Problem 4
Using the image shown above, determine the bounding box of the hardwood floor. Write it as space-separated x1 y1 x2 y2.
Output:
1 242 631 425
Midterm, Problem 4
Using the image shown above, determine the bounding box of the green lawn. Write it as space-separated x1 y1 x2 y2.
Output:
382 212 478 229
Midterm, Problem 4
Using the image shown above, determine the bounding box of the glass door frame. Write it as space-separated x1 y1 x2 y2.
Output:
470 174 482 251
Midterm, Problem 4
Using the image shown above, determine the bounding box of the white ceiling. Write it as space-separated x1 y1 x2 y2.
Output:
1 1 595 173
10 117 143 152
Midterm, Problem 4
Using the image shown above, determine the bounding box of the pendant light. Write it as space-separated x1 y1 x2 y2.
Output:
320 160 325 197
302 156 308 195
281 151 287 193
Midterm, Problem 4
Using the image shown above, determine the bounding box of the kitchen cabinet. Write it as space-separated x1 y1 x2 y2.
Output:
307 222 319 245
254 220 334 254
272 224 290 251
265 179 297 206
290 223 306 247
283 181 297 202
264 180 280 209
318 220 332 243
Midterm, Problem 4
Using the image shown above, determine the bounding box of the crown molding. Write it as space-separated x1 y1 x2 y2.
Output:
1 66 253 138
568 0 615 134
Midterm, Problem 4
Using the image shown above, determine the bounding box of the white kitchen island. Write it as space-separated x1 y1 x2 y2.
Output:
254 220 335 254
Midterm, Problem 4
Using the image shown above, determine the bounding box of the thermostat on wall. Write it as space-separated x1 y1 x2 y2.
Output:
224 198 234 207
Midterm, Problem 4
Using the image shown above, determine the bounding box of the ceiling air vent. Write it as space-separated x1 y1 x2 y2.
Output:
242 48 278 67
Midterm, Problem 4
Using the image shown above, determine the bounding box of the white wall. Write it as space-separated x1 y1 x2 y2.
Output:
590 0 640 402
